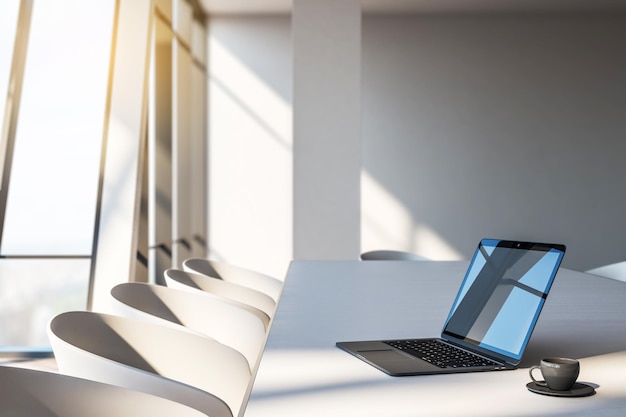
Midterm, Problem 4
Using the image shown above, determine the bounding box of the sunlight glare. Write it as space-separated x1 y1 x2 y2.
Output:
210 40 292 146
208 36 292 279
361 171 463 260
361 171 413 251
413 224 463 261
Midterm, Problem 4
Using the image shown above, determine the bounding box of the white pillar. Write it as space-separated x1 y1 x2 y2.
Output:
293 0 361 260
90 0 153 312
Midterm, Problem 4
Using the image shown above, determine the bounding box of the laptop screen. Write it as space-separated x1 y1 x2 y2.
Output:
442 239 566 362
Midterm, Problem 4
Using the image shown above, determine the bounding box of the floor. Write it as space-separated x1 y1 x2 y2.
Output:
0 357 57 372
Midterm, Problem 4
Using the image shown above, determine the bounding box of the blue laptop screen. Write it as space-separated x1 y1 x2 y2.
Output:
442 238 566 361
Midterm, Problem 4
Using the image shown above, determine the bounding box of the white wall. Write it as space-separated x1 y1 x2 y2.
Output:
362 14 626 270
207 16 293 279
207 13 626 272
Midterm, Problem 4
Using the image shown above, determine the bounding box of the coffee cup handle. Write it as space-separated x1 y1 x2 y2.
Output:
529 366 548 386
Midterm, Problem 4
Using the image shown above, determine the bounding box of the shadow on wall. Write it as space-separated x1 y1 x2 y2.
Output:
207 14 626 272
361 14 626 271
209 15 469 268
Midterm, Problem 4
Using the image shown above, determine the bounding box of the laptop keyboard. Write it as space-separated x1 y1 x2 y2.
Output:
384 339 500 369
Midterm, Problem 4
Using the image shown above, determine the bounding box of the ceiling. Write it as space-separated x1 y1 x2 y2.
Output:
198 0 626 15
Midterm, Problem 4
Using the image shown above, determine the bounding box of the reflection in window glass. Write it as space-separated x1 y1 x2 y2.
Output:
1 0 115 255
444 241 564 360
0 258 90 351
0 0 21 140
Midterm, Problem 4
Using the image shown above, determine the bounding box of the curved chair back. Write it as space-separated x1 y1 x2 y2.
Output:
182 258 283 301
110 282 266 369
0 366 209 417
360 249 428 261
165 268 275 322
49 311 251 417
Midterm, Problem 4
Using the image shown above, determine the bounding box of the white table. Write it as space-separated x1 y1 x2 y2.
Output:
242 260 626 416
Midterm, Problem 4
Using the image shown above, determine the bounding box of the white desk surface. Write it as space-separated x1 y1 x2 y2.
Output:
243 260 626 417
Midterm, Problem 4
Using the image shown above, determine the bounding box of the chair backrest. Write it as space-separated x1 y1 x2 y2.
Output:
360 249 428 261
165 268 275 322
48 311 251 417
0 366 209 417
182 258 283 301
586 261 626 282
110 282 267 369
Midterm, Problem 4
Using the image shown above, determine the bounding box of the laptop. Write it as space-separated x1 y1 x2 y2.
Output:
336 238 566 376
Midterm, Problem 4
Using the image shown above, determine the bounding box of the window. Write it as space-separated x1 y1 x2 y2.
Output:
0 0 209 356
0 0 115 355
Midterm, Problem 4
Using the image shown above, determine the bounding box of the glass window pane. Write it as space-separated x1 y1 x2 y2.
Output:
190 62 207 257
148 16 174 282
173 39 193 266
0 0 21 139
1 0 116 255
0 258 90 351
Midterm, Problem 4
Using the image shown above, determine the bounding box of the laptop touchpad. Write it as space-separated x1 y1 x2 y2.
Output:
359 349 414 362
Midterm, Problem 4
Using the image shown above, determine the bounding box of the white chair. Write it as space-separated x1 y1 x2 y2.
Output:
182 258 283 301
110 282 266 370
165 268 275 322
360 249 428 261
585 261 626 282
48 311 251 417
0 366 209 417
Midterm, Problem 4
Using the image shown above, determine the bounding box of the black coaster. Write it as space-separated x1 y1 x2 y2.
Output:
526 381 596 397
